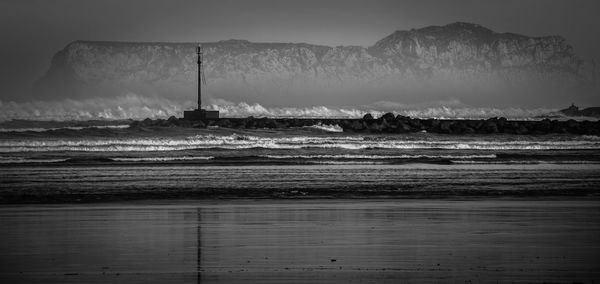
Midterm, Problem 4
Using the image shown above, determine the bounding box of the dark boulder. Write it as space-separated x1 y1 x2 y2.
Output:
216 119 232 128
439 121 453 134
265 119 277 129
141 118 153 127
245 119 256 128
380 112 395 122
166 116 180 126
128 120 140 128
395 114 409 121
451 121 474 134
408 119 423 130
515 125 529 134
348 120 364 131
192 121 206 128
482 120 499 133
178 119 192 128
396 121 413 133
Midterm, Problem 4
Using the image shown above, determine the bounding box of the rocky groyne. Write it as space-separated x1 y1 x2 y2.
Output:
129 113 600 135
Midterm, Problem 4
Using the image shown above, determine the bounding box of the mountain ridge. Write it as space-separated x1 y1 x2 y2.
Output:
35 22 597 107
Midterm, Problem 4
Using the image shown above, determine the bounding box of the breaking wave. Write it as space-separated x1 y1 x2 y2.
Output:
207 99 556 120
1 95 559 122
0 94 189 121
112 156 214 162
264 154 497 159
0 157 68 164
1 134 599 152
450 160 600 165
304 123 343 132
0 125 130 133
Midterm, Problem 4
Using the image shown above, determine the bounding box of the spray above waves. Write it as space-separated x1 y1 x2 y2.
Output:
0 124 130 133
207 99 557 120
0 94 560 122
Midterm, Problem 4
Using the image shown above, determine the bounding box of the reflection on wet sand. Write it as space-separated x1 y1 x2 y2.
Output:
1 199 599 283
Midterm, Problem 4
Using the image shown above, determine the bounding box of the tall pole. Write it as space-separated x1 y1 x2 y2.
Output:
197 44 202 110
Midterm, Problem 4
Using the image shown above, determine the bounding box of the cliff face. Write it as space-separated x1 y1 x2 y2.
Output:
370 23 580 71
36 22 594 106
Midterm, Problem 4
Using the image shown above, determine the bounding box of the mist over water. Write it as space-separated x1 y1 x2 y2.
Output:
0 93 560 122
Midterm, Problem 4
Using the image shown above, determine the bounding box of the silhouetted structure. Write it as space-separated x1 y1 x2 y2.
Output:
184 44 219 120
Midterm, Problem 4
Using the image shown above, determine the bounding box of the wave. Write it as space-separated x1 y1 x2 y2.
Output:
451 160 600 165
303 123 343 132
208 100 558 120
112 156 214 162
1 95 562 122
0 94 187 122
264 154 497 159
0 157 68 164
0 125 130 133
582 135 600 140
1 134 599 152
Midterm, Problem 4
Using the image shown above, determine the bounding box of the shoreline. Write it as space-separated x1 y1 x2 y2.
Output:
2 187 599 205
2 196 599 209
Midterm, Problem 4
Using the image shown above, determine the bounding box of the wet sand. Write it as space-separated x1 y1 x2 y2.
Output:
3 163 600 203
1 199 599 283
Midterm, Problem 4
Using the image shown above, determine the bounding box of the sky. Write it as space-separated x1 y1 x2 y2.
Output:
0 0 599 118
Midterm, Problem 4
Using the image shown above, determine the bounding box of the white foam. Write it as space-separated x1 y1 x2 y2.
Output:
112 156 214 162
0 95 565 122
581 135 600 140
304 123 344 132
1 134 599 152
0 157 67 164
264 154 497 159
0 125 130 133
451 160 600 165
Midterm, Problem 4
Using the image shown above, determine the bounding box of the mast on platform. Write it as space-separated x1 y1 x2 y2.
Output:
184 43 219 120
197 44 206 110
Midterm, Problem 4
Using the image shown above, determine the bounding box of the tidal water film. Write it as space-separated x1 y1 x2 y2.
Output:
1 200 599 283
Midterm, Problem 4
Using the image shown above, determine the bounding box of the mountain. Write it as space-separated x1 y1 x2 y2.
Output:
36 22 597 107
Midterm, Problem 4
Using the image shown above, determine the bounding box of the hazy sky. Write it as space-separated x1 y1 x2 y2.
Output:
1 0 599 102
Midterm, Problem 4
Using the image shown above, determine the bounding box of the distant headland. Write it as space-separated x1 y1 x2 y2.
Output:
560 104 600 118
35 22 598 112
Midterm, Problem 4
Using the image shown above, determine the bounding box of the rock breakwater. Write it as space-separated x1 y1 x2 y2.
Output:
129 113 600 135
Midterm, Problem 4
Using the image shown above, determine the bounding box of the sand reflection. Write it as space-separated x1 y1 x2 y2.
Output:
1 199 599 283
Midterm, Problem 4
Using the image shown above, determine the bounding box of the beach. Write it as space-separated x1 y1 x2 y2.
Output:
1 125 600 283
1 199 599 283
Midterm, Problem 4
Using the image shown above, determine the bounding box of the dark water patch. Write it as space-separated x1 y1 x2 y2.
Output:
2 164 600 203
61 157 115 164
1 185 599 204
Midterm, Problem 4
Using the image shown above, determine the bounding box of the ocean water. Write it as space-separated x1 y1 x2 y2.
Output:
1 122 600 199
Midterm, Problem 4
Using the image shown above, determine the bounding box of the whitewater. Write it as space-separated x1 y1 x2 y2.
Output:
1 122 600 202
0 123 599 165
0 96 576 121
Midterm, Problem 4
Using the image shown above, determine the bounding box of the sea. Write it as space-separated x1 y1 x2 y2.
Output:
1 120 600 199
